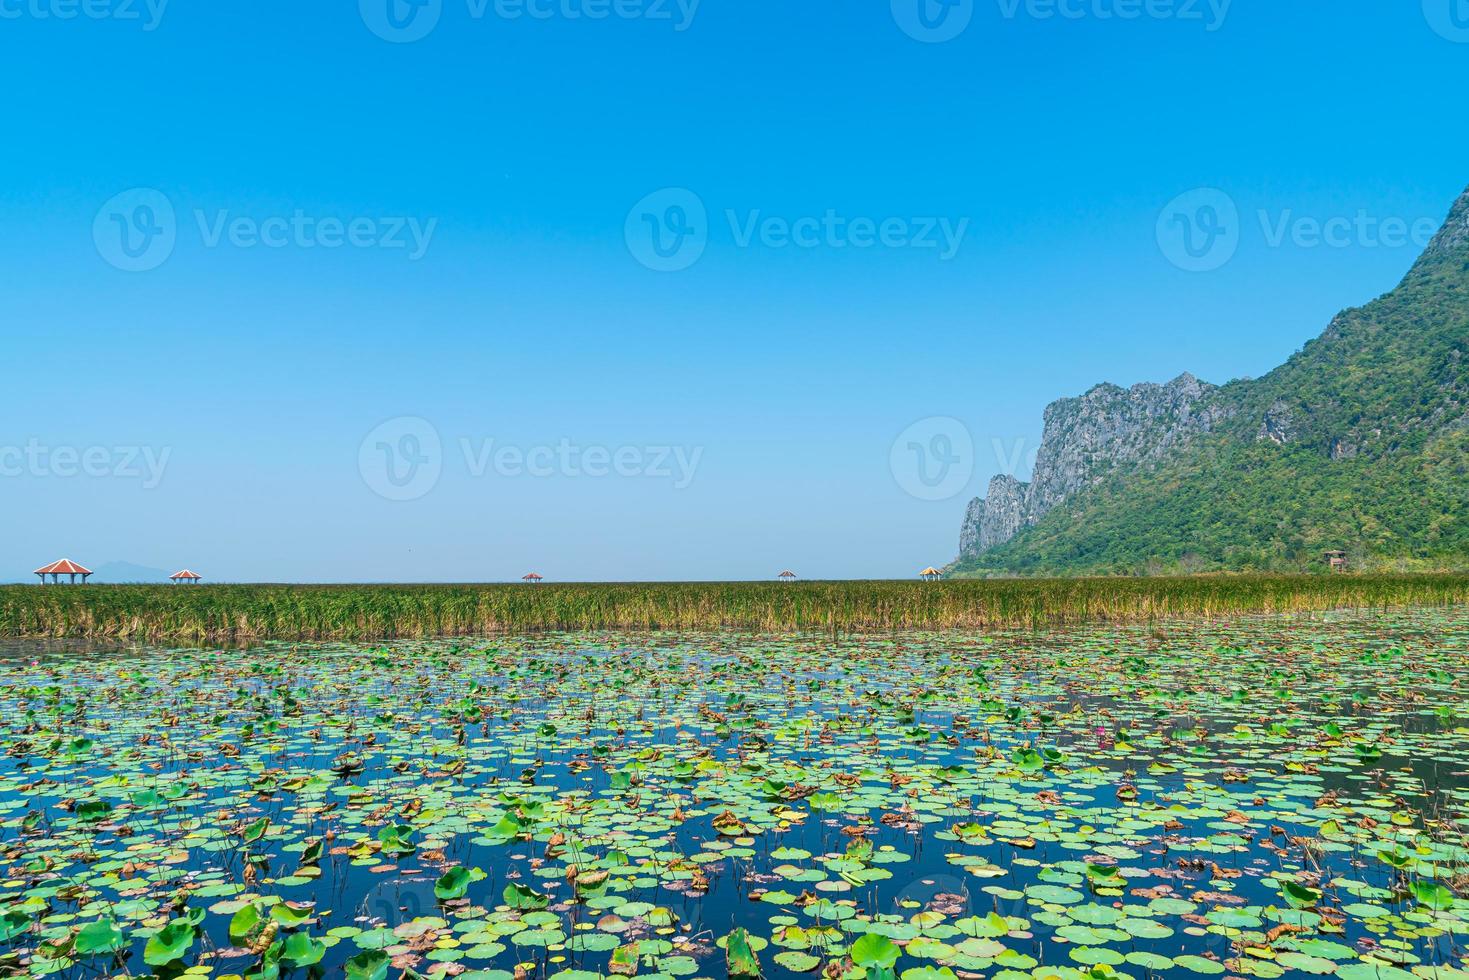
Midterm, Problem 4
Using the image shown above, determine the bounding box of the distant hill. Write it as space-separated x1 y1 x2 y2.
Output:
953 183 1469 575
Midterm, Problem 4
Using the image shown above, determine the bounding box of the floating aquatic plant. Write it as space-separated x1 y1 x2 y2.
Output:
0 611 1465 979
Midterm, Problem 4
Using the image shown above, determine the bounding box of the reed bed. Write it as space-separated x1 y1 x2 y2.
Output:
0 575 1466 643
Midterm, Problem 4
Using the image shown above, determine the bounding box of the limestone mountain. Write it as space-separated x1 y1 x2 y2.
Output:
953 184 1469 575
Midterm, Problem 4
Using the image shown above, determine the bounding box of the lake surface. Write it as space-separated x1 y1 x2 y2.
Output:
0 610 1465 980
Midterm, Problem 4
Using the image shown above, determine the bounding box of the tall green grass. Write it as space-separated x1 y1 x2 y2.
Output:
1 576 1465 643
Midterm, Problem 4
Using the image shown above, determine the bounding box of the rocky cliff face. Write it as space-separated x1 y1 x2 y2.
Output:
1257 400 1297 445
971 474 1027 552
958 373 1229 557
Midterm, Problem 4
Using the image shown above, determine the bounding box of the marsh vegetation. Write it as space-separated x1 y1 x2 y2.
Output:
1 576 1467 642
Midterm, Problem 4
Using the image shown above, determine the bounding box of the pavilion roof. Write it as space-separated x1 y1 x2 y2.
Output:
34 559 91 576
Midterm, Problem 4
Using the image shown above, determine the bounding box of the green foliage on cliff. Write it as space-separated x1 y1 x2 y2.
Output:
954 189 1469 576
959 432 1467 574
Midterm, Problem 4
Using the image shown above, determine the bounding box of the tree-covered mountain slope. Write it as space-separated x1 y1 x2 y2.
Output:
952 185 1469 575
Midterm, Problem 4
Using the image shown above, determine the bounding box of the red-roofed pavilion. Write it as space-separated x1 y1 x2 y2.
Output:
34 559 92 585
170 569 203 585
522 573 544 584
778 570 797 582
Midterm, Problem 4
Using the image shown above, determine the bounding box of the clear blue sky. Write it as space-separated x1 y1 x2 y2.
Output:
2 0 1466 582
